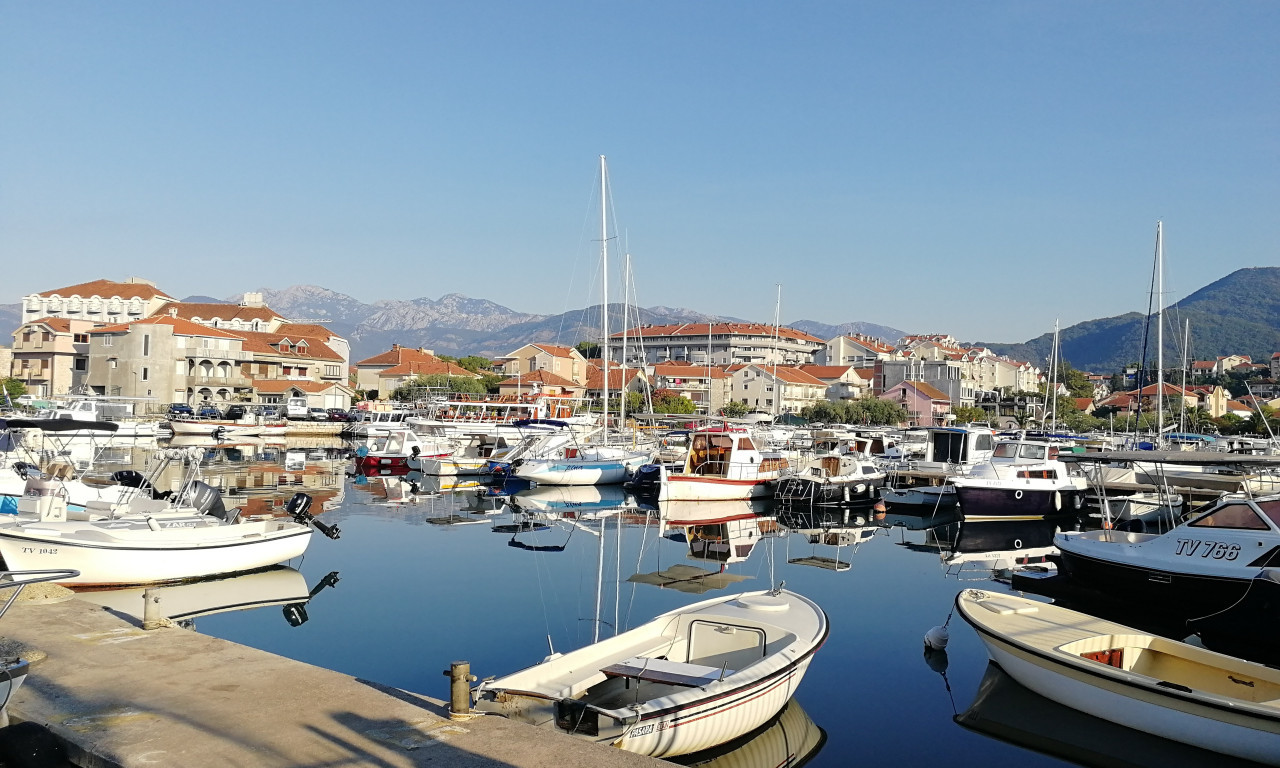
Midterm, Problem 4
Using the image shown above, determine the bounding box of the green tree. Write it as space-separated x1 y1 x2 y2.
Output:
651 388 697 414
2 378 28 404
1056 360 1094 399
720 400 751 418
390 374 486 400
952 405 991 425
575 341 601 359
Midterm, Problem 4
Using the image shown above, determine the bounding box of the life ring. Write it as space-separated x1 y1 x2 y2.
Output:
1014 490 1023 500
1013 538 1023 549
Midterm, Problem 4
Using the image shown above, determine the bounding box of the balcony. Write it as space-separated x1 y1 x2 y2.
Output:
186 375 252 389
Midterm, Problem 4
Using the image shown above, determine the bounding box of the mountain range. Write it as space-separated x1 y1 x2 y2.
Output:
975 267 1280 372
3 267 1277 372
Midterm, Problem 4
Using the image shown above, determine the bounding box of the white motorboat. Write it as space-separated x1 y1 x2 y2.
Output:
0 486 337 586
774 445 885 506
29 398 160 437
513 442 652 486
957 588 1280 765
950 438 1087 520
419 433 513 476
660 428 790 501
1054 492 1280 619
353 428 452 473
474 588 828 758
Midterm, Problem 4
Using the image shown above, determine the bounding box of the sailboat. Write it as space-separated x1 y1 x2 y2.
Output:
512 156 651 486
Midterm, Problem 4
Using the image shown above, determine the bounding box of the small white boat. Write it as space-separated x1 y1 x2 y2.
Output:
474 588 828 758
0 488 335 586
513 443 652 486
957 588 1280 765
950 438 1087 520
419 433 512 476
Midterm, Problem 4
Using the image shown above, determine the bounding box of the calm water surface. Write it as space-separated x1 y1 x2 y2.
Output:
76 442 1247 768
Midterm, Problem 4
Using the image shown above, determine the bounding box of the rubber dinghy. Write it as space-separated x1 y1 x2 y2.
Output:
956 588 1280 765
474 588 828 758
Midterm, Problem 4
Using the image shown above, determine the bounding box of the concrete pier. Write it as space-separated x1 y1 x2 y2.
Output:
5 598 664 768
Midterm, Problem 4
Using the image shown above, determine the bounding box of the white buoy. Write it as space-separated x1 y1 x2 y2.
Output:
924 625 950 650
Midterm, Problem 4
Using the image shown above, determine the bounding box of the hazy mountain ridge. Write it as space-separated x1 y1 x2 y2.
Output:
789 320 908 345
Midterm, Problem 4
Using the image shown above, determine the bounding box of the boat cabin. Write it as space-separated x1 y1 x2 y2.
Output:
683 430 787 478
916 427 996 471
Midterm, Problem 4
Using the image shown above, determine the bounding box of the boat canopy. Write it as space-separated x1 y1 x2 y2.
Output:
1 418 120 433
1060 450 1280 466
512 419 569 429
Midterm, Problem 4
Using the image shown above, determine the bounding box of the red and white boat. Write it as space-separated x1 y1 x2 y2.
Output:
658 428 790 502
354 428 451 472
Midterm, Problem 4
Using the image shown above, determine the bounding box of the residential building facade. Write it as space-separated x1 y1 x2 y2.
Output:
614 323 824 367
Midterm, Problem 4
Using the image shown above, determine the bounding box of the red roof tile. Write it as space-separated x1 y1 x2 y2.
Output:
89 315 245 339
495 369 578 388
155 302 285 324
38 279 174 301
356 345 439 367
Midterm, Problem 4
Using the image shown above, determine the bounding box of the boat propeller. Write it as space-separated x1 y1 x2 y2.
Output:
286 492 341 540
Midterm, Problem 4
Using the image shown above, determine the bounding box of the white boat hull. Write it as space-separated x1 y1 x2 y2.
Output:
660 475 775 502
981 635 1280 765
169 419 266 437
515 455 649 486
0 521 312 586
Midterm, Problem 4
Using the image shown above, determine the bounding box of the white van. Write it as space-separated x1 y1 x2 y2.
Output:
286 397 310 420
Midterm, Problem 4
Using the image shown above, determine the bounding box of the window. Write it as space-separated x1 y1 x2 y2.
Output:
74 333 89 343
1188 503 1269 530
141 367 149 381
1019 444 1046 460
975 434 994 451
102 335 114 347
74 357 87 372
142 335 150 357
109 358 118 368
1254 500 1280 527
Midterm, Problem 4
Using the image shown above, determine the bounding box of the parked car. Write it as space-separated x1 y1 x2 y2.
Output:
167 402 194 418
308 408 331 421
261 405 281 418
197 404 223 419
325 408 352 422
224 405 247 421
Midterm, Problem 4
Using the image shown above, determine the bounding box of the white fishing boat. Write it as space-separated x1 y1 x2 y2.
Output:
957 588 1280 765
419 433 513 475
513 443 652 486
353 428 452 473
659 428 790 501
0 487 336 586
474 588 828 758
29 397 160 437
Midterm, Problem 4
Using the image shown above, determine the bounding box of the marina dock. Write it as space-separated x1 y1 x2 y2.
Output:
4 596 664 768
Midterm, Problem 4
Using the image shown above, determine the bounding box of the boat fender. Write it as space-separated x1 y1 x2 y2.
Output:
1014 490 1023 500
356 445 369 458
1013 538 1022 549
1053 491 1061 511
146 516 161 531
924 625 949 650
1072 493 1083 510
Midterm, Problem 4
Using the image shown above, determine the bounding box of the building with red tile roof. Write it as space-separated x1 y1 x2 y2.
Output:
494 369 584 397
495 343 589 386
880 379 953 427
730 365 827 415
800 364 871 401
9 317 98 397
612 322 824 367
22 278 178 327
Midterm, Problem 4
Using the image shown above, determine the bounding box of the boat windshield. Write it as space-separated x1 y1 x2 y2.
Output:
1187 502 1270 531
1253 500 1280 528
1019 444 1047 460
993 443 1018 458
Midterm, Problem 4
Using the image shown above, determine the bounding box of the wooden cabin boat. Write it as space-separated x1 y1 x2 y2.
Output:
659 428 790 502
957 589 1280 765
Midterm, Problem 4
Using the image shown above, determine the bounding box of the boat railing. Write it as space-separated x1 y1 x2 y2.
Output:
0 569 80 619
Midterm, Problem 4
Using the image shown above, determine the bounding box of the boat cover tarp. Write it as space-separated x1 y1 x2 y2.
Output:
1060 450 1280 466
1 418 120 433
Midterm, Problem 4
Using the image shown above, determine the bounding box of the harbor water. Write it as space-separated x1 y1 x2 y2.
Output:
66 440 1261 767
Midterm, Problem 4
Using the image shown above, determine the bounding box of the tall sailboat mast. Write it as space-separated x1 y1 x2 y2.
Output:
1156 221 1164 444
600 155 610 443
771 284 782 417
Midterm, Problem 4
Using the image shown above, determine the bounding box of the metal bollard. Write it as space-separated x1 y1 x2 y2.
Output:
142 589 164 630
443 660 477 719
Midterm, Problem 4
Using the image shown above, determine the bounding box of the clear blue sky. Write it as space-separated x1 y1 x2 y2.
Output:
2 2 1276 341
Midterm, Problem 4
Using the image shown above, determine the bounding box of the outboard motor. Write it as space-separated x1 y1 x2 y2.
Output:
286 492 340 540
111 470 160 499
185 480 232 522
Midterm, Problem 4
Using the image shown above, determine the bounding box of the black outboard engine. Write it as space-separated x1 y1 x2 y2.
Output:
286 492 340 540
111 470 161 499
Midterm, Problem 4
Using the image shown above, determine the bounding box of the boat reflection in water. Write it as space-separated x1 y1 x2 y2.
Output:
663 500 779 566
672 699 827 768
75 565 339 629
777 506 881 573
914 516 1068 580
955 662 1266 768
